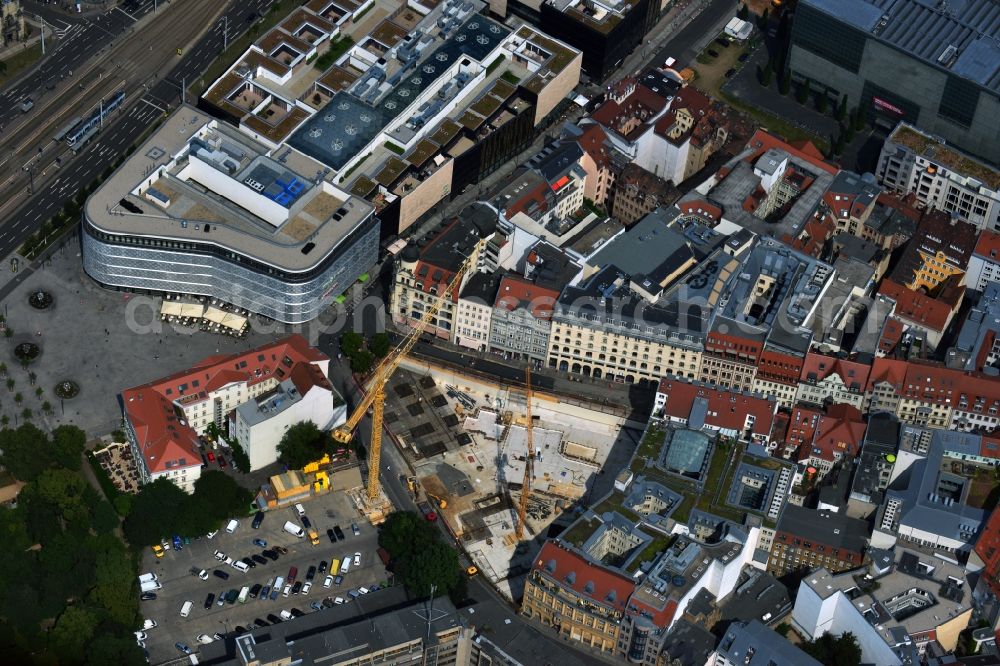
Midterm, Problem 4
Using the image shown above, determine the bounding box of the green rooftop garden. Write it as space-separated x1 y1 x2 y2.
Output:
562 517 601 547
592 492 640 523
626 534 674 574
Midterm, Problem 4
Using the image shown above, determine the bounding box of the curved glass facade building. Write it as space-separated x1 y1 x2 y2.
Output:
81 106 378 324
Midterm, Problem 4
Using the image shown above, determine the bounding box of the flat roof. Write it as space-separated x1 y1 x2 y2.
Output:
287 15 511 170
85 106 374 273
802 0 1000 94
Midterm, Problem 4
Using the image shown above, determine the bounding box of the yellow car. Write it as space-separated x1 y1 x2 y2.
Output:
466 566 478 577
152 544 165 558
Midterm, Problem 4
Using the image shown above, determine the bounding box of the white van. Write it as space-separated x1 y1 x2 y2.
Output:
232 560 250 573
140 580 162 592
225 519 239 534
180 600 193 618
138 572 158 584
284 520 305 538
340 558 350 574
294 503 306 517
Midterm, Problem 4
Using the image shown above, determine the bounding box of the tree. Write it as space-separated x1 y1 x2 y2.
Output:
370 332 391 358
379 512 464 599
34 386 43 400
123 478 189 546
49 606 100 662
230 438 251 474
796 78 811 104
27 371 35 385
13 392 21 406
737 2 749 19
192 470 252 520
0 362 8 377
85 633 147 666
51 426 86 471
88 534 138 626
1 415 9 429
277 421 328 469
5 377 13 392
0 423 53 481
42 400 52 415
36 469 90 523
837 94 849 121
801 632 862 666
350 349 376 374
340 331 363 357
756 7 769 29
204 421 222 442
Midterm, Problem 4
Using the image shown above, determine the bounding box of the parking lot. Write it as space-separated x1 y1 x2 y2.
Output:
138 489 390 662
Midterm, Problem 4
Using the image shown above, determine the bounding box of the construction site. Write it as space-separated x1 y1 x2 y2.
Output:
390 359 640 601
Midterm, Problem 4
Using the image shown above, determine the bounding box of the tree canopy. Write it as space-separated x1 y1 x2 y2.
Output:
801 632 862 666
379 511 465 601
123 472 252 547
277 421 328 469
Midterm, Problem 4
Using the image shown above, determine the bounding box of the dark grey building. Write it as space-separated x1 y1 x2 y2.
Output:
788 0 1000 165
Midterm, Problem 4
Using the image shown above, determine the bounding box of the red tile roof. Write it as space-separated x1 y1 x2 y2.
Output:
494 275 559 320
975 230 1000 262
878 278 961 333
785 404 865 463
627 596 678 628
866 360 1000 414
656 378 777 437
981 435 1000 460
574 124 612 170
533 540 635 613
878 316 906 356
652 86 717 147
123 335 327 475
800 352 871 392
743 129 838 175
677 199 722 223
975 507 1000 597
590 80 669 141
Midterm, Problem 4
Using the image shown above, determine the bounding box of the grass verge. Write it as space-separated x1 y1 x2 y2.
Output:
0 43 42 88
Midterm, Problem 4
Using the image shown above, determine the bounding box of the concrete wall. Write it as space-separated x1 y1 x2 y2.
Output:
532 49 583 126
397 159 455 234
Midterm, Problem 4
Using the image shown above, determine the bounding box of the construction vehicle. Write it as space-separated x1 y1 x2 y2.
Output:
307 528 320 546
515 367 534 540
427 492 448 510
406 476 419 498
332 255 472 523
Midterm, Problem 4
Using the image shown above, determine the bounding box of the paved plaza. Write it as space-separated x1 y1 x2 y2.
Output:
0 239 327 439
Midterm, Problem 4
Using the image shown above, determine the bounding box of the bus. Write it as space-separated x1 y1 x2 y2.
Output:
237 586 250 604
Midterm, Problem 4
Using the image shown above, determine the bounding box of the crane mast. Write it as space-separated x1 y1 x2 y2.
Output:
333 256 471 503
516 366 534 540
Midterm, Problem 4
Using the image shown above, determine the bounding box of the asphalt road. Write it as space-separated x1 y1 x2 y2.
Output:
0 0 273 260
651 0 738 69
3 0 157 124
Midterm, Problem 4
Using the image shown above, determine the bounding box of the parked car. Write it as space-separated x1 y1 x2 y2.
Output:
216 590 226 607
351 523 360 536
175 642 192 655
135 631 147 642
213 550 227 561
252 512 265 529
279 610 293 620
254 618 269 628
302 515 312 529
311 601 324 611
353 553 361 567
142 619 157 630
262 549 279 561
302 581 313 595
275 546 289 555
261 585 271 599
252 554 268 566
322 597 336 608
707 49 719 57
197 634 214 645
290 608 305 618
206 530 218 539
204 593 215 609
226 589 239 604
241 557 256 569
291 581 303 595
172 535 183 550
323 575 334 588
219 457 228 469
267 613 282 624
318 561 328 573
140 592 157 601
249 584 262 598
306 566 317 582
739 52 750 62
725 68 737 77
253 538 267 548
190 567 208 580
333 525 345 540
287 566 298 583
207 451 215 463
715 37 729 47
358 586 370 595
334 596 345 604
334 575 343 586
282 584 292 597
213 569 230 580
234 626 247 635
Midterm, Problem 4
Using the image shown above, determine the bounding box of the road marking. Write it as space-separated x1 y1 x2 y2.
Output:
140 97 166 114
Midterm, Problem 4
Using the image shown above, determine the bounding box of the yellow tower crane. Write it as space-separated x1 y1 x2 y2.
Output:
332 255 472 514
516 366 534 540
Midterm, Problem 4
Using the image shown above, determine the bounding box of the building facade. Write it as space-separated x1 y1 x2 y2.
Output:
877 122 1000 232
788 0 1000 165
